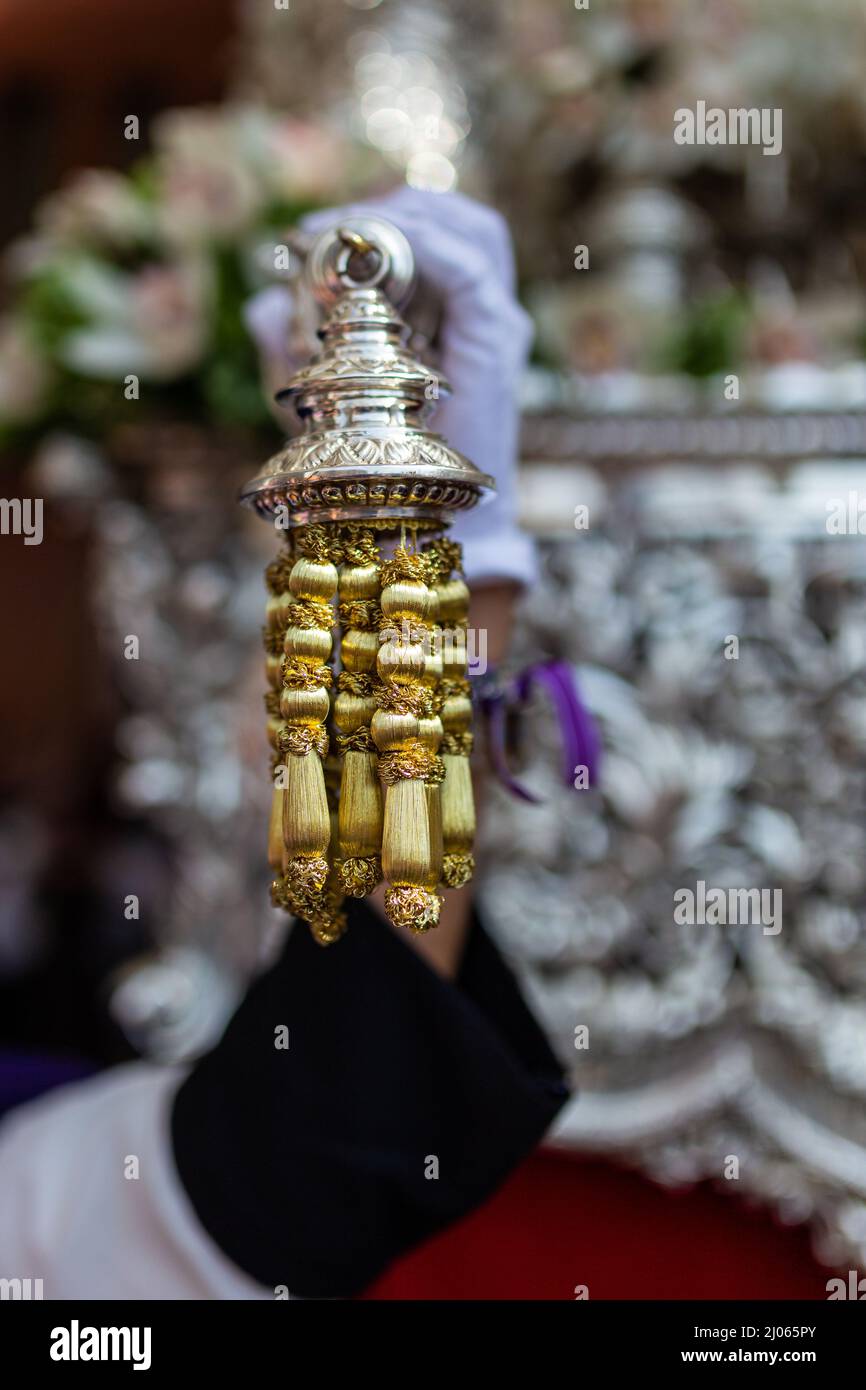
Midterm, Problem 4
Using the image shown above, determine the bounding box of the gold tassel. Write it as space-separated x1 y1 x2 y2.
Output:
267 782 286 872
304 760 348 947
277 524 338 926
418 574 445 889
427 539 475 889
264 547 291 883
334 527 384 897
440 753 474 887
418 714 444 889
374 544 441 932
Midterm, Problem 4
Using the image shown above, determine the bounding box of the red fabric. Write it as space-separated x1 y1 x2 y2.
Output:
363 1149 831 1300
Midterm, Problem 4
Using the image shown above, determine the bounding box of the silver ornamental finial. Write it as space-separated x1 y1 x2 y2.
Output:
244 214 491 943
240 214 493 526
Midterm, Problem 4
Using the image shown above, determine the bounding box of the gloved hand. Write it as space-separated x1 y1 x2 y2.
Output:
244 187 537 589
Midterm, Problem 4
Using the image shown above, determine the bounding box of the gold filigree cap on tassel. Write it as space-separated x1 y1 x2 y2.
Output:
241 215 495 941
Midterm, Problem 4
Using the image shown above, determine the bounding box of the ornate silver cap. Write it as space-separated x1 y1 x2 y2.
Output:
240 215 495 528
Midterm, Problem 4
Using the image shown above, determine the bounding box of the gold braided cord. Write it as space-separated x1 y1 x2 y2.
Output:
263 627 285 657
376 683 433 717
426 754 446 786
296 520 376 568
380 549 431 588
308 911 348 947
384 885 441 932
296 520 440 566
340 525 380 566
336 728 376 753
441 730 474 756
285 854 330 896
338 599 381 629
286 597 337 630
281 657 333 690
339 855 382 897
278 726 329 758
306 869 349 946
285 859 329 899
439 677 471 699
441 852 475 889
428 680 446 715
296 524 337 563
264 551 295 595
271 870 347 944
423 535 463 581
379 618 428 645
337 671 376 696
378 746 440 785
263 690 281 718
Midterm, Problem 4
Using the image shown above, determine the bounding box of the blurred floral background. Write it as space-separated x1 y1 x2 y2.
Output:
2 0 866 1284
9 0 866 455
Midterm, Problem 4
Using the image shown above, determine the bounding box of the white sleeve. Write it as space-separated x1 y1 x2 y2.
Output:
451 511 540 591
0 1064 271 1301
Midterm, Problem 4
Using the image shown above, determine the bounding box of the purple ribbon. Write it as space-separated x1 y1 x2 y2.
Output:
477 660 601 804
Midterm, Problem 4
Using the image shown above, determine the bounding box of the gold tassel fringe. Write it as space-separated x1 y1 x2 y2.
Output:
264 526 475 941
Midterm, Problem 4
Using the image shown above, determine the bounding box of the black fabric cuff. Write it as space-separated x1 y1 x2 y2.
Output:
171 898 569 1298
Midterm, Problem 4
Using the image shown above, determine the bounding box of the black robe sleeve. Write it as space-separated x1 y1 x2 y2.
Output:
171 899 569 1298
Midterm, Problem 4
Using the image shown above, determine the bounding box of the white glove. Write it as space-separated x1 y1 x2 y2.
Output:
245 187 536 589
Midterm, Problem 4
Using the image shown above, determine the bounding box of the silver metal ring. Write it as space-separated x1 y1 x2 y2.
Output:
305 215 416 308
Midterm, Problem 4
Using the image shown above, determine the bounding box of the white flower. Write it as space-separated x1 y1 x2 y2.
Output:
36 170 154 249
60 256 211 380
153 107 264 244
